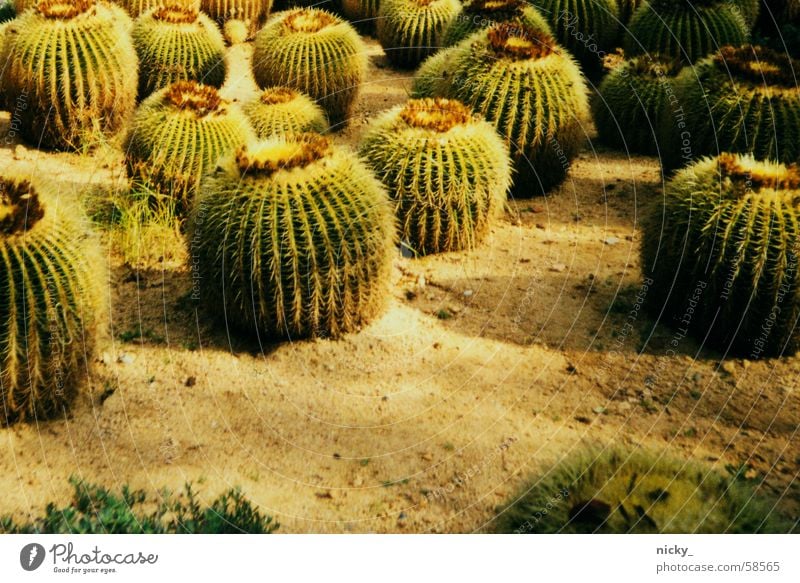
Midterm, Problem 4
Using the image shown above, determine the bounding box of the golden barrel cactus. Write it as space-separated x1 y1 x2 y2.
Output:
243 87 328 138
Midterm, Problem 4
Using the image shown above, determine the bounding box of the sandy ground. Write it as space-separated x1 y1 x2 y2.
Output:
0 39 798 533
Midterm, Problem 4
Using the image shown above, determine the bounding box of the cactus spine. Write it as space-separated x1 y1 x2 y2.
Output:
0 0 137 151
376 0 461 68
360 98 511 255
133 5 226 99
200 0 272 40
252 8 367 126
243 87 328 138
440 0 551 47
642 154 800 357
0 177 104 424
189 133 395 339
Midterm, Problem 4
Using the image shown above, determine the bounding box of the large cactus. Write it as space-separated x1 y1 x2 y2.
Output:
376 0 461 68
661 45 800 172
440 0 551 47
625 0 749 65
0 176 104 425
133 5 226 99
497 448 790 533
200 0 272 40
252 8 367 126
189 133 395 339
243 87 328 138
642 154 800 357
125 81 254 206
360 98 511 255
0 0 137 151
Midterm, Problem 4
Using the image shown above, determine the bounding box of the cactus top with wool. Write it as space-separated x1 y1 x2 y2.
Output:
713 45 798 90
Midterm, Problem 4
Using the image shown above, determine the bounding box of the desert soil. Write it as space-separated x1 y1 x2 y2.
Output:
0 39 798 533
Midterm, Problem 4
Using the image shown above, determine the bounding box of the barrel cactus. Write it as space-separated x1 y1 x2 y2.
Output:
341 0 380 33
199 0 270 39
252 8 367 126
443 23 589 196
377 0 461 68
440 0 551 47
592 55 683 155
133 5 226 99
625 0 749 65
243 87 328 138
642 154 800 357
189 133 395 339
0 0 137 151
411 43 468 98
360 98 511 255
661 45 800 172
496 448 789 533
0 176 104 425
125 81 254 206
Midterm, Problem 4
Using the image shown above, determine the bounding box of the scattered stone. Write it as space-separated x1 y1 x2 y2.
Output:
463 289 474 298
184 376 196 387
603 236 621 245
550 263 567 273
117 352 135 364
566 362 578 374
721 361 737 376
13 145 25 160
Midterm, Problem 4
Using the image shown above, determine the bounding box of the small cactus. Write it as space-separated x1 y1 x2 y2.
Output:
360 98 511 255
0 0 138 150
440 0 551 48
625 0 749 65
124 81 254 206
243 87 328 138
189 133 395 339
497 448 790 533
252 8 367 126
0 176 104 425
376 0 461 68
133 5 227 99
642 154 800 357
200 0 272 41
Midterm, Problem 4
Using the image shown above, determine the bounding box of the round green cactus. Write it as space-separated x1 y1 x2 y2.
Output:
243 87 328 138
661 45 800 172
592 55 683 155
189 133 395 339
444 23 589 196
133 5 226 99
200 0 272 40
440 0 551 48
625 0 749 65
411 42 468 98
497 448 790 533
340 0 380 33
252 8 367 126
376 0 461 68
360 98 511 255
125 81 254 206
0 0 137 150
0 176 105 425
642 154 800 358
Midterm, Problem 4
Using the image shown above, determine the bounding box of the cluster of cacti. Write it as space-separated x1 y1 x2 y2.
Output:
661 45 800 171
133 5 226 99
252 8 367 126
429 23 588 196
189 133 395 339
625 0 749 65
642 154 800 357
592 56 683 155
341 0 381 33
376 0 461 68
440 0 551 47
200 0 271 41
0 0 137 151
360 98 511 255
243 87 328 138
497 448 789 533
125 81 254 206
0 176 104 425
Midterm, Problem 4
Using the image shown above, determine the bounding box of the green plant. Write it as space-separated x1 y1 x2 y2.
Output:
411 42 469 98
496 448 791 533
625 0 749 65
133 4 226 99
0 0 137 151
341 0 380 33
0 177 104 425
360 98 511 255
189 133 395 339
252 8 367 126
642 154 800 357
440 0 551 47
0 478 278 533
200 0 272 41
376 0 461 68
243 86 328 138
661 45 800 171
592 55 683 155
124 81 254 207
444 23 589 196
